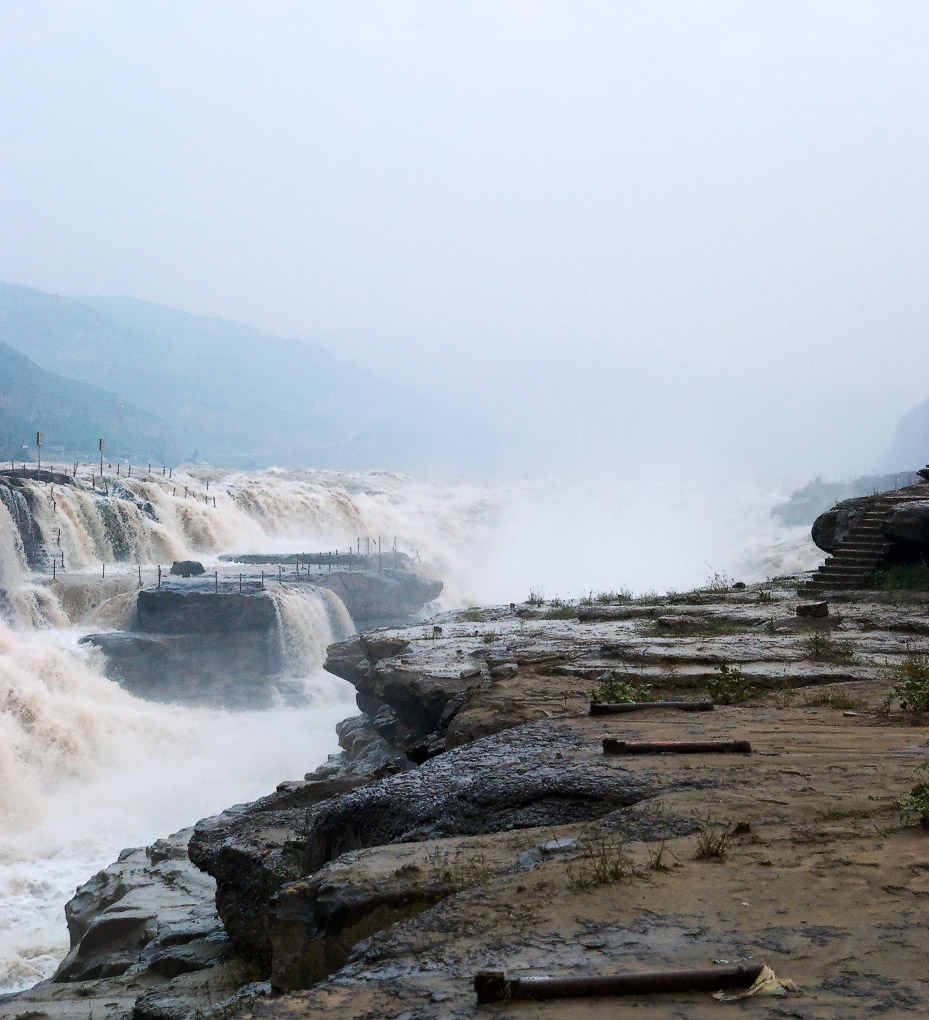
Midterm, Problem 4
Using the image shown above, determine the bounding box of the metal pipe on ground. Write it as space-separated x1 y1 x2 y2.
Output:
603 738 752 755
474 963 766 1003
590 701 714 714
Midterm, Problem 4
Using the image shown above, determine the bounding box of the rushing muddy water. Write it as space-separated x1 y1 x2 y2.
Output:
0 466 819 991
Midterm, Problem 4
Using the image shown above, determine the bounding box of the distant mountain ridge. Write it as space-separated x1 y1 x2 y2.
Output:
0 335 176 464
0 283 493 470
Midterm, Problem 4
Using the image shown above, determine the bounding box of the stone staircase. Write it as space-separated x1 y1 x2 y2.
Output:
805 491 915 593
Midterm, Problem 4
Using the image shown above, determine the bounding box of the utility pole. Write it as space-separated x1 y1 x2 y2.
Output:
99 438 105 478
36 432 43 474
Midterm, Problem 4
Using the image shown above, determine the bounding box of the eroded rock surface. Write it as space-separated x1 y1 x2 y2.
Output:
191 721 655 975
51 829 227 984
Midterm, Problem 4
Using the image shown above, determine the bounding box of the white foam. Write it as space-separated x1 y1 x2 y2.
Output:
0 618 356 992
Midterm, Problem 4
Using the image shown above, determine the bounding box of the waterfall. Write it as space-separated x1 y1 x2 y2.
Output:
269 585 355 681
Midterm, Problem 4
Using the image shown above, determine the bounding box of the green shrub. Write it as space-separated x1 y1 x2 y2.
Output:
694 818 734 859
579 588 634 606
568 836 634 888
704 664 752 704
882 654 929 712
801 688 867 711
587 670 652 704
900 764 929 829
703 570 730 593
874 560 929 592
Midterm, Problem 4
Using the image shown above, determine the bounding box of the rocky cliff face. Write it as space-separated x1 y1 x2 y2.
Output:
82 583 288 708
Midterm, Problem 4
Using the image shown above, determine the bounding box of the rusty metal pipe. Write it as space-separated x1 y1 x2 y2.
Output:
590 700 714 714
602 738 752 755
474 963 765 1003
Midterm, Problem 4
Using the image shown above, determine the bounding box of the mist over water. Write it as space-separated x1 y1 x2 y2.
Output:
0 465 820 991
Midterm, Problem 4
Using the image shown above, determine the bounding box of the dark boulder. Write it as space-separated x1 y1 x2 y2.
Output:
811 496 871 552
302 720 654 871
882 501 929 547
170 560 205 577
135 585 276 634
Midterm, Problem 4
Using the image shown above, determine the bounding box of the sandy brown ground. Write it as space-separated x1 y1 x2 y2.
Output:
242 679 929 1019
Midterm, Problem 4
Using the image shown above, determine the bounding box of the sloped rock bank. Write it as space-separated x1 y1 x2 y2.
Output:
11 579 929 1020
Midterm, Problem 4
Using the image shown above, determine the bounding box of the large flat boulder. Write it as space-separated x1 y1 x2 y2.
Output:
883 501 929 546
190 720 656 976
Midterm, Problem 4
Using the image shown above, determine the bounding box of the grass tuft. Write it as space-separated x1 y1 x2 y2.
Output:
803 632 857 664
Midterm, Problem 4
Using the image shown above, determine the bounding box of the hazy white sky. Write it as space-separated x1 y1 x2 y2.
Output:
1 1 926 480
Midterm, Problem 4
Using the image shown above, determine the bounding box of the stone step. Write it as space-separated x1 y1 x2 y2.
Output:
812 573 871 582
806 581 873 591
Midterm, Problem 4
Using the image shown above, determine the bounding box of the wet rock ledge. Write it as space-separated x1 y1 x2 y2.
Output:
7 577 929 1019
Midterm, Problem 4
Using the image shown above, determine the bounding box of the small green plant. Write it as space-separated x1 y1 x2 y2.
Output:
587 670 652 704
704 664 752 704
900 764 929 829
703 569 730 593
645 837 678 872
800 688 867 711
579 588 634 606
526 589 545 605
882 653 929 713
426 845 490 890
462 607 485 622
803 632 857 664
544 603 577 620
771 679 797 709
756 587 774 604
568 836 634 888
694 818 734 859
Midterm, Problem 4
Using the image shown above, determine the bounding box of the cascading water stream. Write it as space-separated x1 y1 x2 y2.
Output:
270 585 356 683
